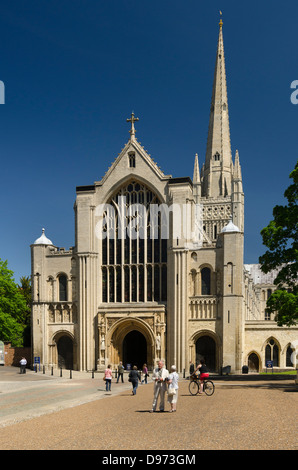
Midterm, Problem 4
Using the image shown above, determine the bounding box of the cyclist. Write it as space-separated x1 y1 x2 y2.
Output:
195 359 209 394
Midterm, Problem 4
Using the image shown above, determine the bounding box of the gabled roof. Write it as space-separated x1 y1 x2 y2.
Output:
95 137 171 186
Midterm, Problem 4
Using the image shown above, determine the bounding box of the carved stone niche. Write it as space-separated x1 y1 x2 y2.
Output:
49 306 55 323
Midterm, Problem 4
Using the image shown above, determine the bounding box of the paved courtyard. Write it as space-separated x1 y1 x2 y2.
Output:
0 367 297 451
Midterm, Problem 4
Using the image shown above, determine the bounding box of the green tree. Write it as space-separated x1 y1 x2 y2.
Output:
0 259 27 346
0 311 24 346
18 276 32 346
259 161 298 326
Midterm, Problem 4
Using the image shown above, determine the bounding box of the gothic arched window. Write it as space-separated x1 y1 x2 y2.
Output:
286 345 294 367
265 339 279 367
101 180 167 303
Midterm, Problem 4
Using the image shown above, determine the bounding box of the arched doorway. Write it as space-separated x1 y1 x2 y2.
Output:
196 336 216 372
248 353 259 372
57 335 73 369
123 330 147 370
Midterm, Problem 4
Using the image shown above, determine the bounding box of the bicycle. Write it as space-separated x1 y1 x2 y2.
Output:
188 374 215 396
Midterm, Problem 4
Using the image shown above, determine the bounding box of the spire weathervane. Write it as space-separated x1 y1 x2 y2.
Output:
219 10 223 28
126 111 139 141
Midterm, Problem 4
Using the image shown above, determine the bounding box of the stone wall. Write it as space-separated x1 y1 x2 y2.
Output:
4 342 31 367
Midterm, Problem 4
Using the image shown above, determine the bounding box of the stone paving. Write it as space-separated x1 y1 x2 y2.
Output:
0 366 132 427
0 366 297 451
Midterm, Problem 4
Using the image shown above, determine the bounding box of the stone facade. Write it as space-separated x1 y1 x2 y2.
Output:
31 21 297 373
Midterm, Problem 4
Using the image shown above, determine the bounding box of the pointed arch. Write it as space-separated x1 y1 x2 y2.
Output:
247 351 261 372
102 175 166 206
263 337 280 367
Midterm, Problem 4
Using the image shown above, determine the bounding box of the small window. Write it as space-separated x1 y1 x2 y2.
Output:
213 225 217 239
201 267 211 295
59 275 68 301
128 153 135 168
214 152 220 161
264 309 271 321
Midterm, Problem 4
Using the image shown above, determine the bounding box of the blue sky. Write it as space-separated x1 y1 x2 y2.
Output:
0 1 297 282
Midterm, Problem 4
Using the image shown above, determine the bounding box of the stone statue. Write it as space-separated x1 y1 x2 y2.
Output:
156 334 161 350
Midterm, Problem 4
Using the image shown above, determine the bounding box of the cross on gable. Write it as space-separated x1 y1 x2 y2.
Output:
126 112 139 140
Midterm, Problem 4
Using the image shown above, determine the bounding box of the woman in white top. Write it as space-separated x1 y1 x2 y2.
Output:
167 365 179 412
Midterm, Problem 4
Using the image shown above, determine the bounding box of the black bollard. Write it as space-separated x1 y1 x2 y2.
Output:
92 370 94 379
69 369 72 379
43 365 45 374
51 366 53 376
60 368 63 377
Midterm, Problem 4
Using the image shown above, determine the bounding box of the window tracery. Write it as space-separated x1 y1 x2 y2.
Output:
101 180 167 303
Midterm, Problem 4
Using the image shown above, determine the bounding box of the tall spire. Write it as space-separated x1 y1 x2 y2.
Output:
233 149 242 183
193 153 201 203
202 16 233 198
193 153 200 184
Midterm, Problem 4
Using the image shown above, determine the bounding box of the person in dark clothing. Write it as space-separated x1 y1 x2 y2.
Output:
195 359 209 394
129 366 141 395
117 361 124 383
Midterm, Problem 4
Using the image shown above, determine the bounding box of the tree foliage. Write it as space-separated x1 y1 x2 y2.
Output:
259 161 298 326
18 276 32 346
0 259 30 346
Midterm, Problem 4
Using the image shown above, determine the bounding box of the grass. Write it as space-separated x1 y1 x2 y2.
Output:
260 370 297 375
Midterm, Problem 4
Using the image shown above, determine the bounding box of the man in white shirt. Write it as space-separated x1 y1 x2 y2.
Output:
150 360 169 412
20 357 27 374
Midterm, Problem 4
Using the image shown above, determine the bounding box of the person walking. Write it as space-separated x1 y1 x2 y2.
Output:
20 357 27 374
104 364 113 392
142 363 148 384
129 365 141 395
150 360 169 412
167 365 179 412
117 361 124 383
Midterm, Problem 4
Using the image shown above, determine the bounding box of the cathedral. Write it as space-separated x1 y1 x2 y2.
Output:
31 20 297 374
